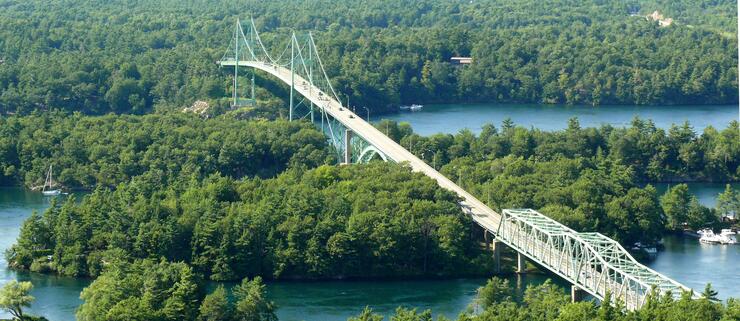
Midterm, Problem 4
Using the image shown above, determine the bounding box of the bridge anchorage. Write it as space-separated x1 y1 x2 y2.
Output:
217 18 695 309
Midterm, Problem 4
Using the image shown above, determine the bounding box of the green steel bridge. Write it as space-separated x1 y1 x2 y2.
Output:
217 19 694 310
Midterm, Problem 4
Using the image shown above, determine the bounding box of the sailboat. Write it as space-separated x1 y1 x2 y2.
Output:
42 165 61 196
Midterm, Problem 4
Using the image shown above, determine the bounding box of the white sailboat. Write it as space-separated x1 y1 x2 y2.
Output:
42 165 61 196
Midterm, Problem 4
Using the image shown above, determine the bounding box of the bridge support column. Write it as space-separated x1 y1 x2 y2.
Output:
492 239 502 274
516 253 526 273
343 129 352 164
571 285 584 303
483 230 489 249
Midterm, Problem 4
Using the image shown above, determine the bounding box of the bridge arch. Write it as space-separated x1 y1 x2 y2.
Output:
357 145 388 163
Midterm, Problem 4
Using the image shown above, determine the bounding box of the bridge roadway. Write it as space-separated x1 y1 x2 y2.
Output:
220 60 692 309
223 60 502 230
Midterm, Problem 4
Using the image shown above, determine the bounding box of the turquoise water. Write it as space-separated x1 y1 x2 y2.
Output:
384 103 738 135
1 184 738 320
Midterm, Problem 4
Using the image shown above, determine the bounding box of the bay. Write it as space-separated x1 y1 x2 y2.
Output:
383 103 738 135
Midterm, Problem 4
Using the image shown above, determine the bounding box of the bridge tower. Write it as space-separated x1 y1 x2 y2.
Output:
218 19 386 164
223 19 256 108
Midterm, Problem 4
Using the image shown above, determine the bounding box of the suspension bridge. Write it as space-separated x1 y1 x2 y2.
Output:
217 18 693 310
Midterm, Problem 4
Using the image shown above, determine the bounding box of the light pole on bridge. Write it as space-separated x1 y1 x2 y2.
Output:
363 106 370 121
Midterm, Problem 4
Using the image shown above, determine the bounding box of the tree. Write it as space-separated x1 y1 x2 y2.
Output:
347 307 383 321
660 184 692 231
198 285 234 321
77 260 202 321
0 280 35 321
687 197 717 230
716 184 739 220
233 277 277 321
702 283 720 302
163 265 200 321
476 277 512 308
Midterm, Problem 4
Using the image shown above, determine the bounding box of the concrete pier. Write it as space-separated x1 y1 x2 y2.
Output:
516 253 526 273
492 240 502 274
571 285 584 302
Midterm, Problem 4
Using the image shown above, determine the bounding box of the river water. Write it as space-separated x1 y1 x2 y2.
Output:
384 103 738 135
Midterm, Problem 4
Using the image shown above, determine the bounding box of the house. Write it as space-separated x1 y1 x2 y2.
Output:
450 57 472 65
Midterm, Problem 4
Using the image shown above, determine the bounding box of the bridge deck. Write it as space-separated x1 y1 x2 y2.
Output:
220 60 692 309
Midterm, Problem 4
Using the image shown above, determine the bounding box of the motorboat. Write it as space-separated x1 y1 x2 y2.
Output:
718 229 737 245
400 104 423 111
698 228 720 244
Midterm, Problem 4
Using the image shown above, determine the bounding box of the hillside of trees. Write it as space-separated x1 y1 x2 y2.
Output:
0 0 736 115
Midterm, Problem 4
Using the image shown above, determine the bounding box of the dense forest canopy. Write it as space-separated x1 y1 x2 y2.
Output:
0 113 333 189
0 0 736 115
6 163 491 280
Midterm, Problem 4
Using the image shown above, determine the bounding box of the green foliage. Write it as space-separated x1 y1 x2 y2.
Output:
703 284 720 302
476 277 512 309
716 184 740 219
233 277 277 321
347 307 384 321
9 163 489 280
0 281 34 321
76 260 201 321
0 113 332 188
0 1 736 116
458 279 737 321
198 286 234 321
660 184 693 230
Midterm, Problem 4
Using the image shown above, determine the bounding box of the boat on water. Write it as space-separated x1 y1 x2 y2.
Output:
630 242 658 258
41 165 61 196
698 229 719 244
399 104 423 111
718 229 738 244
698 228 737 245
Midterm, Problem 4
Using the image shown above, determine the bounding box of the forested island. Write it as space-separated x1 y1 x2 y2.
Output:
0 0 738 320
1 112 738 321
0 0 737 115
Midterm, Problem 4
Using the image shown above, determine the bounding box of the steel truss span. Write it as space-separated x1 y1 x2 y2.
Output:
497 209 691 309
217 18 694 309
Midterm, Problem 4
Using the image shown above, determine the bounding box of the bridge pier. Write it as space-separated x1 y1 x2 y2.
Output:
491 239 502 274
516 253 526 273
343 129 352 164
483 230 489 249
571 285 585 303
